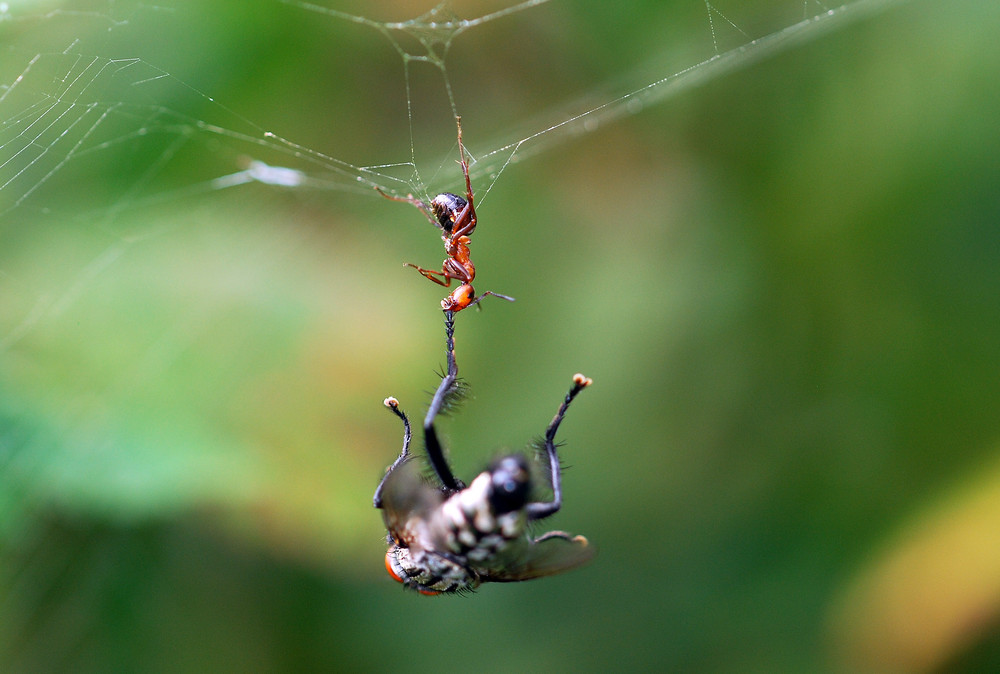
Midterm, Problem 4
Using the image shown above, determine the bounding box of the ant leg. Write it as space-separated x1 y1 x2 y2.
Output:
450 117 478 239
422 310 463 493
403 263 453 287
375 187 441 229
455 116 474 208
442 257 474 285
464 290 516 310
524 374 593 520
373 397 412 508
449 202 477 239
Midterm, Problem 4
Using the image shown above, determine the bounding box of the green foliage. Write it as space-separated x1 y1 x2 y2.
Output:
3 0 1000 671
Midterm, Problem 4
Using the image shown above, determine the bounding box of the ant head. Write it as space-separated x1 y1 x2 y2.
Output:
441 283 476 312
430 193 468 234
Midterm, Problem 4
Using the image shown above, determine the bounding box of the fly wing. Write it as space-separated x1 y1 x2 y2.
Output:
480 531 595 583
379 458 448 543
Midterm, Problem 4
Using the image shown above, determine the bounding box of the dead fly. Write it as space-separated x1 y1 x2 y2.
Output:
374 312 593 594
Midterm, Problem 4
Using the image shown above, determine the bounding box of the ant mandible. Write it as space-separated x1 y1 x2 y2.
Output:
377 116 514 313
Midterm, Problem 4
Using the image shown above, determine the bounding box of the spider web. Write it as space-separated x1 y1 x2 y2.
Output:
0 0 911 572
10 0 1000 670
0 0 909 385
0 0 904 504
0 0 908 220
3 0 963 666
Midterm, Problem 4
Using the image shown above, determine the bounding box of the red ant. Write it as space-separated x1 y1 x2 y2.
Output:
377 117 514 313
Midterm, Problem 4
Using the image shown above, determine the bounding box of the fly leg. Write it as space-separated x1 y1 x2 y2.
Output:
374 396 413 508
422 310 464 493
525 373 593 520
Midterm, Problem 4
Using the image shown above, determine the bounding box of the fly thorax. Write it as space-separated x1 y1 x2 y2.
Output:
430 457 531 560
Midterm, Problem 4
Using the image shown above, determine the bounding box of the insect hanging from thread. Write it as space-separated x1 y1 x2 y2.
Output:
377 116 514 313
374 311 594 594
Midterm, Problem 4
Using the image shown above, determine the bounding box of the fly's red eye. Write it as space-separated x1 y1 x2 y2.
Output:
386 550 440 595
385 550 404 583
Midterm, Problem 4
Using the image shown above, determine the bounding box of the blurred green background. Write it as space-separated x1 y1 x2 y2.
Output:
2 0 1000 671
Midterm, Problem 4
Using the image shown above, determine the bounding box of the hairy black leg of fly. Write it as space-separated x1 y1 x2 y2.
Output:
525 374 593 520
422 310 463 493
373 397 412 508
